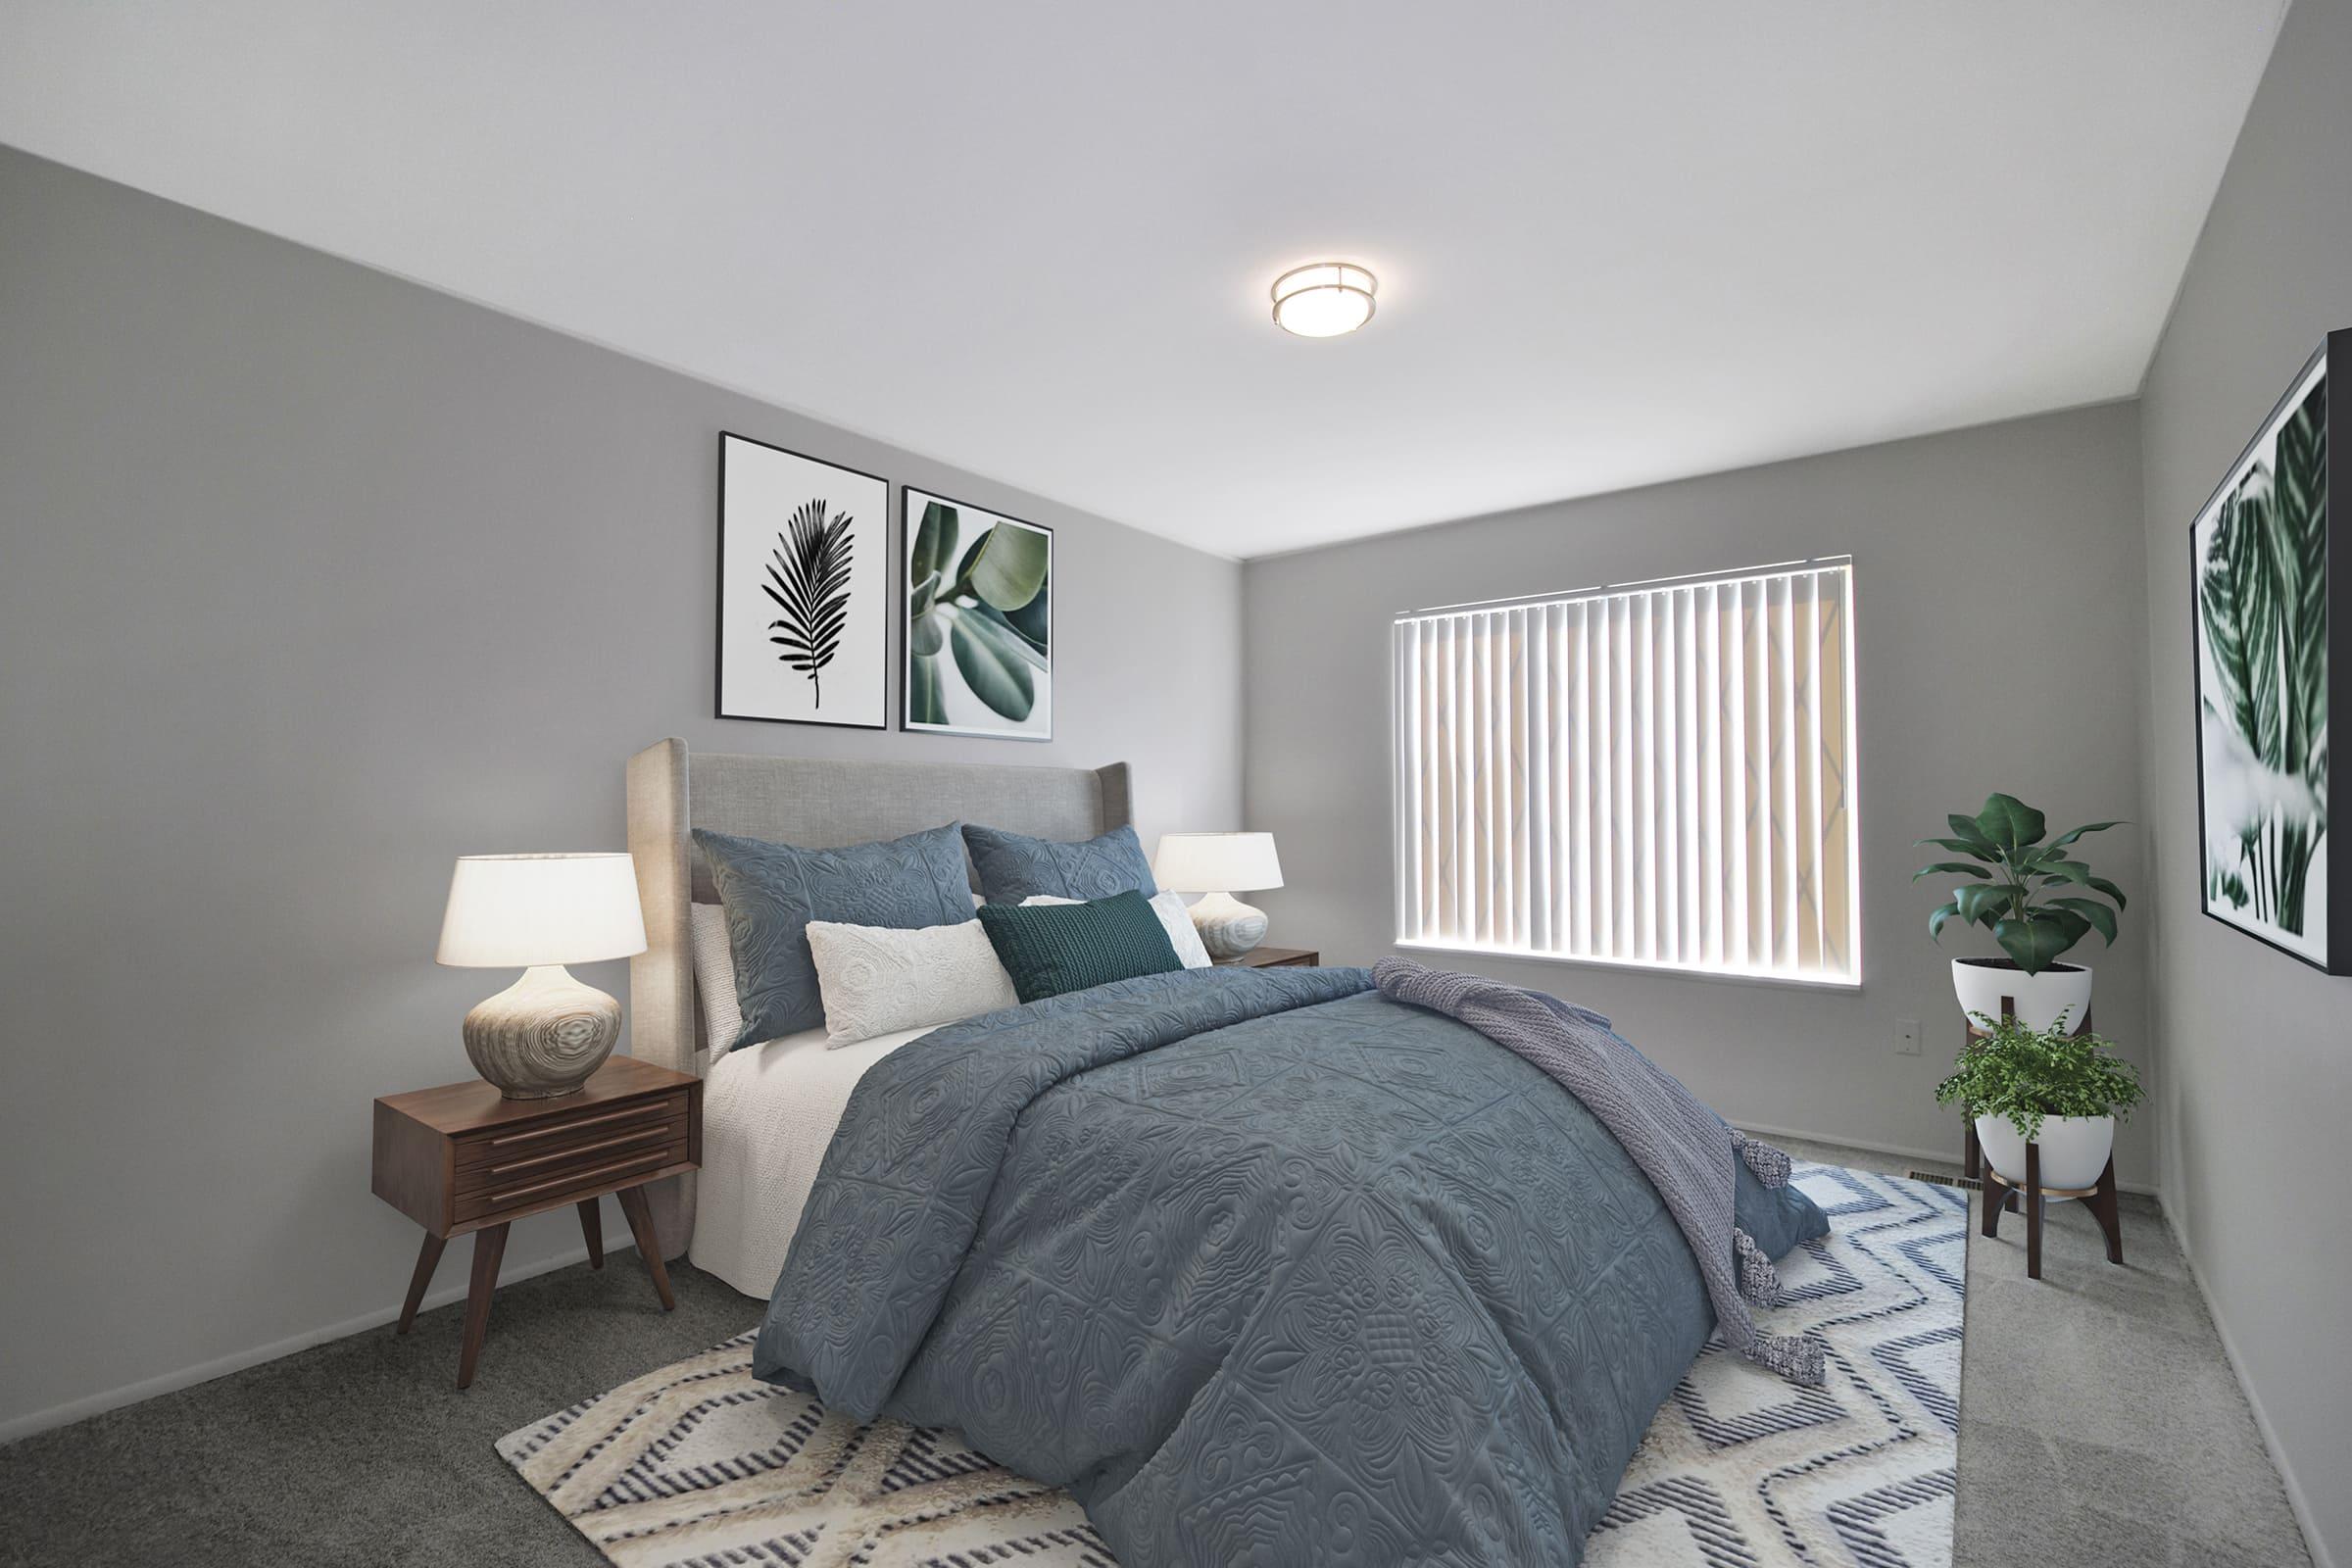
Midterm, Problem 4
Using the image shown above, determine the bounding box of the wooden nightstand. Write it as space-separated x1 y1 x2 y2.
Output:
371 1055 702 1388
1212 946 1319 968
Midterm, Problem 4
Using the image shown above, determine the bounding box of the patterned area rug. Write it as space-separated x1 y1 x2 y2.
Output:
1586 1163 1966 1567
498 1162 1963 1568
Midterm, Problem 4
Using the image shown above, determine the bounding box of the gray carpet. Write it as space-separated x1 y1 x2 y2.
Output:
0 1146 2316 1568
1775 1135 2314 1568
0 1253 753 1568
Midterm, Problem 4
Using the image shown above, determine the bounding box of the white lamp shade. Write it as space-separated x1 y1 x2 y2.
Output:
435 853 648 968
1153 832 1284 894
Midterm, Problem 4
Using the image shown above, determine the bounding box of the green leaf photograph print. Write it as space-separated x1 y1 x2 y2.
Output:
2192 347 2330 966
902 488 1054 739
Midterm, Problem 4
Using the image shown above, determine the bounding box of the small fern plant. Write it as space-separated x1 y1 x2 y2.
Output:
1933 1008 2145 1142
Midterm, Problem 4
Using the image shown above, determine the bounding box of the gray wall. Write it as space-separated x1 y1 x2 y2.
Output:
1246 404 2150 1181
0 145 1243 1434
2135 0 2352 1555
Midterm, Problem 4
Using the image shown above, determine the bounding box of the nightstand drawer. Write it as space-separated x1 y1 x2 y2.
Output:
453 1136 692 1225
453 1090 687 1172
1210 946 1319 968
454 1108 687 1194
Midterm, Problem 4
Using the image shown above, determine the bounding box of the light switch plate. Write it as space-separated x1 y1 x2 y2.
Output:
1895 1017 1921 1056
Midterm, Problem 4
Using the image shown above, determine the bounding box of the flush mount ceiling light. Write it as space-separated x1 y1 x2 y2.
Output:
1270 262 1377 338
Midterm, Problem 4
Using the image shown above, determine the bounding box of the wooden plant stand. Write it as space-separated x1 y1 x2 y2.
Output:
1981 1147 2124 1280
1954 988 2124 1279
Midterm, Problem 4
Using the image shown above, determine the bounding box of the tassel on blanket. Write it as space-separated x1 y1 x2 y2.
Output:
1748 1330 1827 1386
1729 1134 1824 1380
1733 1228 1782 1307
1733 1227 1826 1383
1731 1129 1792 1189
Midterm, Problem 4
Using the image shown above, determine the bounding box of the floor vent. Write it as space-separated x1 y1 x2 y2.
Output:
1906 1170 1982 1192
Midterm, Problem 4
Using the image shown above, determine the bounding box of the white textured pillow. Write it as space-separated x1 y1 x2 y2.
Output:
1021 891 1214 969
689 902 747 1059
806 917 1021 1047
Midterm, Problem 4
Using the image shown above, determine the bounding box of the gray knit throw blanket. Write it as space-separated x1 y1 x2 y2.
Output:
1374 958 1826 1385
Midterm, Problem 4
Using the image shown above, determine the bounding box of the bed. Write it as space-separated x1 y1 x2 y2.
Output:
623 737 1825 1567
623 736 1134 1270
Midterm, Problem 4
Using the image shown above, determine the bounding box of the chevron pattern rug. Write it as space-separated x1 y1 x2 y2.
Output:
498 1162 1963 1568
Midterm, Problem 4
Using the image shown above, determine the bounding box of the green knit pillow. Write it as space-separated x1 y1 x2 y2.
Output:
976 889 1185 1003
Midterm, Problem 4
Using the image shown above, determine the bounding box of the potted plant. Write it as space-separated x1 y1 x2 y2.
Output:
1934 1009 2145 1192
1915 793 2126 1032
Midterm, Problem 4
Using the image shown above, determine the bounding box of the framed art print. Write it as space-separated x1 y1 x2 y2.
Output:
2190 330 2348 973
716 432 889 730
902 488 1053 740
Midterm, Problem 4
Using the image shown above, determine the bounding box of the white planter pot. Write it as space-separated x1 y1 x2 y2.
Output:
1974 1112 2114 1196
1951 958 2092 1035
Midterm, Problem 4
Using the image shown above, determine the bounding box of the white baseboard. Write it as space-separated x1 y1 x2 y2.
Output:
1732 1118 2162 1198
2160 1206 2333 1568
0 1238 630 1447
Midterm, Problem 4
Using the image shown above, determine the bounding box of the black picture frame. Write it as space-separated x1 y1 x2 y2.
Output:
715 431 893 732
899 485 1054 742
2188 329 2348 974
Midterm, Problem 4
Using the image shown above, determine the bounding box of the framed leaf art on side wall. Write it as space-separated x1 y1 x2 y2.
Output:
903 488 1053 741
716 432 890 730
2191 330 2349 973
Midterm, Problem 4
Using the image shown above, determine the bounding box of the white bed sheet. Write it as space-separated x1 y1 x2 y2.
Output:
690 1020 929 1298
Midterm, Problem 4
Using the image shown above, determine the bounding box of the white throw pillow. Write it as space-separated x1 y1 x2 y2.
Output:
1020 891 1214 969
689 902 747 1059
806 917 1021 1048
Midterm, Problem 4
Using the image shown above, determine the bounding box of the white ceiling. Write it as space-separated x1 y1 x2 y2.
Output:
0 2 2285 559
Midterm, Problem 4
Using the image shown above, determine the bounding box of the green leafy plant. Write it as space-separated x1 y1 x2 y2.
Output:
762 498 856 709
907 501 1050 726
1914 793 2127 974
1933 1009 2144 1142
2196 375 2328 930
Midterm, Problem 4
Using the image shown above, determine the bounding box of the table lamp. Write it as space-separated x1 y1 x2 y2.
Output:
1153 832 1284 959
435 852 648 1099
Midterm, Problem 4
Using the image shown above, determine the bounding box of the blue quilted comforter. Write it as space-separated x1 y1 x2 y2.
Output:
755 966 1826 1567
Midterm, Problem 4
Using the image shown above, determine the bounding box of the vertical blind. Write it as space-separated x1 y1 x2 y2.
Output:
1393 560 1860 984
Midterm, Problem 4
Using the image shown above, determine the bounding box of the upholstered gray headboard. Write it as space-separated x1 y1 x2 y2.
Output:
621 737 1132 1252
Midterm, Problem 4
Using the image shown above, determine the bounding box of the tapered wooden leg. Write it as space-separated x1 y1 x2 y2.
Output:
1982 1170 2006 1239
2025 1142 2043 1281
2089 1157 2125 1265
397 1232 446 1335
1963 1108 1981 1181
578 1198 605 1269
616 1185 675 1312
457 1223 509 1390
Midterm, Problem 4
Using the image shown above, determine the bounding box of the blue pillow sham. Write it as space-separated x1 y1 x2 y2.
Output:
962 821 1157 905
694 822 973 1048
1735 1162 1831 1258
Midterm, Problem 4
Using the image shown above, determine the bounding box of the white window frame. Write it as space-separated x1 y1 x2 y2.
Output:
1392 558 1862 990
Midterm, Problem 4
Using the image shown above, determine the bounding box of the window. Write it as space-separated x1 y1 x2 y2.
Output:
1393 559 1859 986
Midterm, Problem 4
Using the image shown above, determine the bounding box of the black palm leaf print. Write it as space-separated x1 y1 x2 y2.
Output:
763 498 856 708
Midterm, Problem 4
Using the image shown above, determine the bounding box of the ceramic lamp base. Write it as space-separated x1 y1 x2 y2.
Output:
463 964 621 1100
1189 890 1270 960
